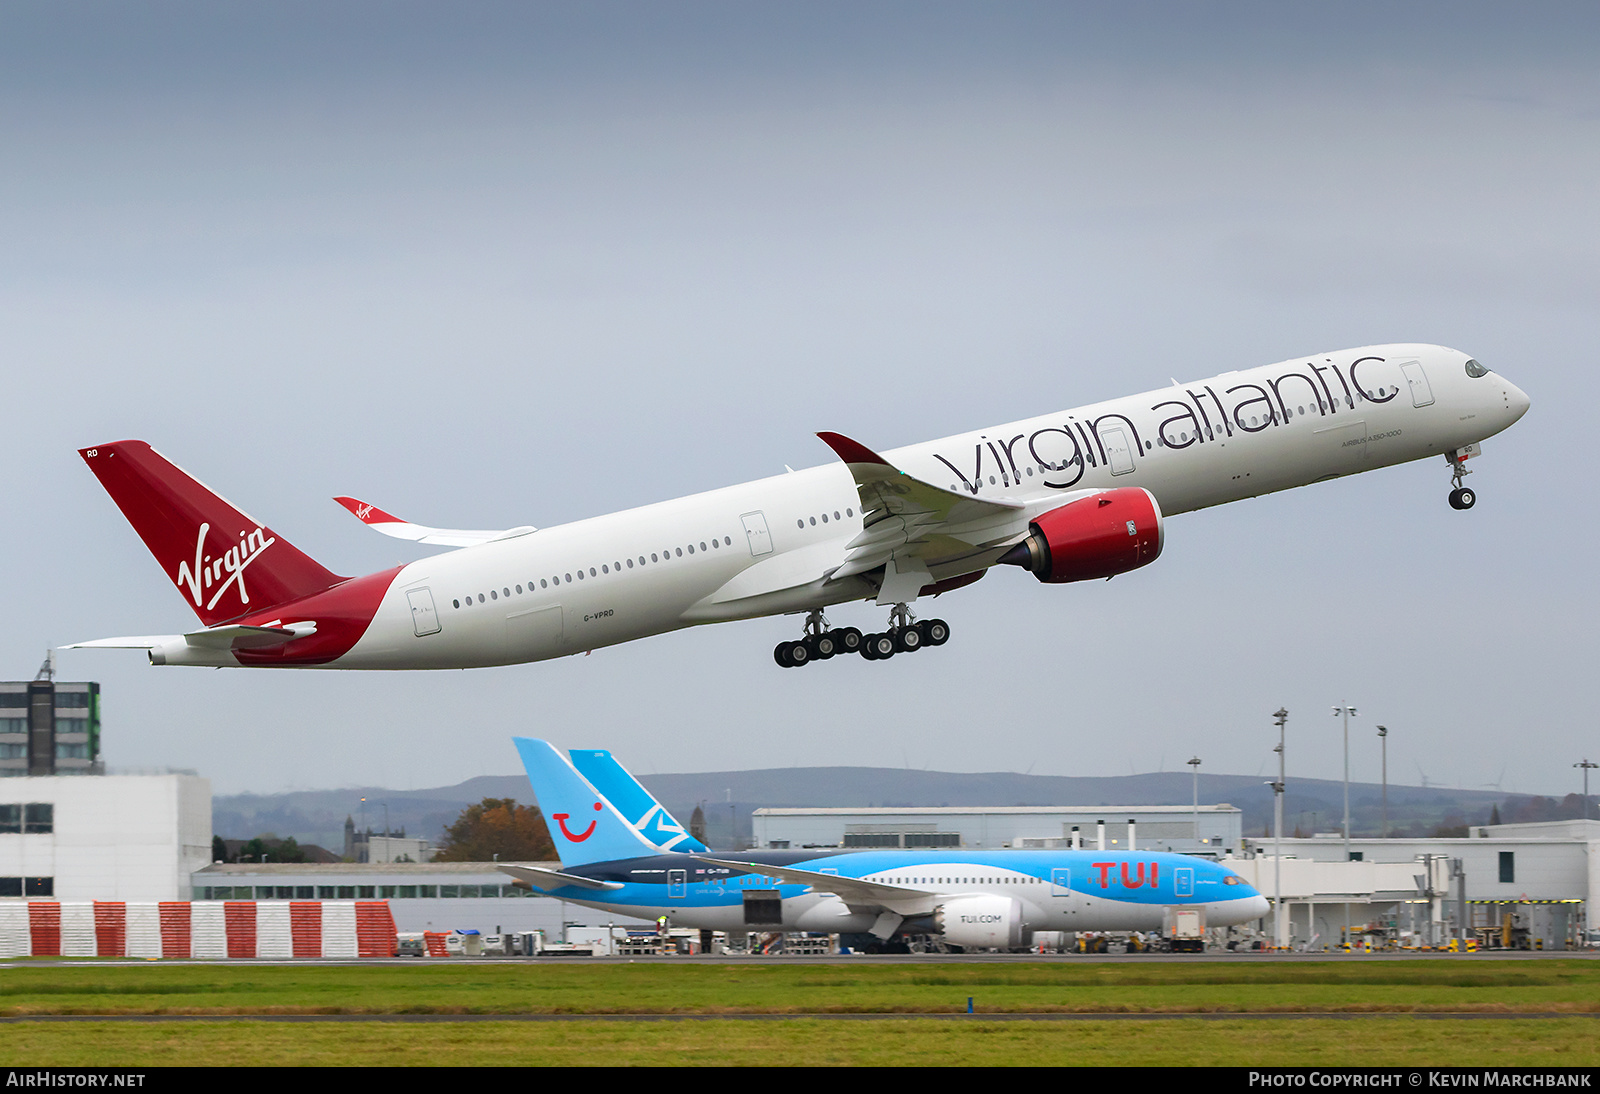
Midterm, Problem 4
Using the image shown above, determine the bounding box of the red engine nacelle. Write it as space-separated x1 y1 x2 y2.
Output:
999 487 1164 583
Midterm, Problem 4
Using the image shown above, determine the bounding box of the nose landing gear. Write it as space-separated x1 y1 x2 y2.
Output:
1446 446 1479 510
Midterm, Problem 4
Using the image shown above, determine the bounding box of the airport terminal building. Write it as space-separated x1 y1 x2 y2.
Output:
753 804 1244 856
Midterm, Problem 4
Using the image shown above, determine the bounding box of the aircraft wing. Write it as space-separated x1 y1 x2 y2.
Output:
816 432 1029 601
497 864 624 893
692 855 938 916
333 496 535 548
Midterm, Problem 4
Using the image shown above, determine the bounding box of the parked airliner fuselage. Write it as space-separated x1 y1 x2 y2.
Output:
505 737 1271 947
72 344 1528 668
527 848 1270 937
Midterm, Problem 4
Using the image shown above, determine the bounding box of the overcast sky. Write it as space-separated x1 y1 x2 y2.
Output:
3 2 1595 798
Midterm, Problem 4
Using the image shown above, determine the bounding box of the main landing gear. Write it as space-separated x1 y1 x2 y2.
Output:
773 609 861 667
774 606 949 668
1446 446 1478 510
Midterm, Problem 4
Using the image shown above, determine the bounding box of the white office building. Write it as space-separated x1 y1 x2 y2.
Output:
0 773 211 901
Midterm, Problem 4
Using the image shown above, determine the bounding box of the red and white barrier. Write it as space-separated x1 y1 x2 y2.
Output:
0 901 398 958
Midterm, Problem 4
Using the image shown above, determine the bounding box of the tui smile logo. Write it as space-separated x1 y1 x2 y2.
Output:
553 802 603 842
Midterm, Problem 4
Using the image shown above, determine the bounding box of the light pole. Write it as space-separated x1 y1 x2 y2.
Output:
1271 708 1288 948
1577 760 1598 821
1332 704 1356 948
1187 756 1202 847
1331 705 1357 852
1376 726 1388 838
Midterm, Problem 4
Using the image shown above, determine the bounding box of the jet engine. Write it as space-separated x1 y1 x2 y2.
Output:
998 487 1163 583
934 895 1027 949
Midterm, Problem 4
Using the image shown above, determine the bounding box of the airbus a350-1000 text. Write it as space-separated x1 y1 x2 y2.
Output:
69 344 1528 669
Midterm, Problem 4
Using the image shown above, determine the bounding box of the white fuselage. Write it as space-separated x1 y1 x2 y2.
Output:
335 343 1528 668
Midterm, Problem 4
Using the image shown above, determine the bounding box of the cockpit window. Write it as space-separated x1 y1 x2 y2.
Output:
1465 359 1489 378
1223 875 1243 885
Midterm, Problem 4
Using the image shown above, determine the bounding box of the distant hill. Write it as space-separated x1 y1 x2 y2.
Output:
214 766 1535 854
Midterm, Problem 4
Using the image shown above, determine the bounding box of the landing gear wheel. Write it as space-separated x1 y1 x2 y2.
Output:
774 642 792 667
786 640 810 667
1449 487 1476 510
894 625 922 653
836 627 862 653
807 632 837 660
863 632 896 659
923 618 950 646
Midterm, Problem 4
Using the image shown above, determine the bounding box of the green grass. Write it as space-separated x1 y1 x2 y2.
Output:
3 1017 1596 1067
0 959 1596 1016
3 960 1597 1066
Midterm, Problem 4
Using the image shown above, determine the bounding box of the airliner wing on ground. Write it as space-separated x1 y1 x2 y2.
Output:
66 344 1529 669
499 738 1270 947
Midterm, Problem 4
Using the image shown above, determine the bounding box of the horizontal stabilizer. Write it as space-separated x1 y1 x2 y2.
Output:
61 635 182 650
64 622 315 654
497 864 623 893
333 496 534 547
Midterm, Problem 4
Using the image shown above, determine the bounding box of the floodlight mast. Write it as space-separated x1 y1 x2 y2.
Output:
1377 726 1388 838
1332 704 1357 947
1187 756 1202 845
1271 707 1288 949
1332 705 1358 854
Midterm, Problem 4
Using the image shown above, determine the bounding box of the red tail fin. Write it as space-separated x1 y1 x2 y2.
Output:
79 441 347 627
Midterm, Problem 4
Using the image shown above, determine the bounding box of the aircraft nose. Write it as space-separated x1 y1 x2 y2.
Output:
1244 894 1271 920
1505 379 1531 423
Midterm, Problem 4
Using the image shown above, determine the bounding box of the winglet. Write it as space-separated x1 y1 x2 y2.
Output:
332 497 534 547
333 496 405 525
817 431 894 468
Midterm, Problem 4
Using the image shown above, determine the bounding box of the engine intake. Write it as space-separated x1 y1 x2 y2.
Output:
935 894 1026 949
999 488 1164 583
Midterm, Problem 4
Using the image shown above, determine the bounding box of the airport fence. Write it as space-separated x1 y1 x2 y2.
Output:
0 900 398 958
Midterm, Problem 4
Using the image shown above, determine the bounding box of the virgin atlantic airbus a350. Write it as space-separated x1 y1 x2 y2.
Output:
68 344 1528 669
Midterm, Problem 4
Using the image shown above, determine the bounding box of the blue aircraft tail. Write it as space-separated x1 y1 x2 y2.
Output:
513 738 657 866
567 748 708 853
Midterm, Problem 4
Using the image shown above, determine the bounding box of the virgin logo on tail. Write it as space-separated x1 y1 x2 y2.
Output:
174 522 277 612
553 802 603 842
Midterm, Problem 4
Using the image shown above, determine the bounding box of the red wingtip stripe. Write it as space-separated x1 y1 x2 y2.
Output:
816 431 892 467
333 496 405 525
